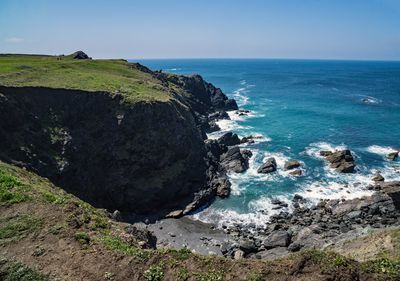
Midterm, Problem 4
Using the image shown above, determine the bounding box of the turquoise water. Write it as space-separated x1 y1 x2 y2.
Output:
135 59 400 227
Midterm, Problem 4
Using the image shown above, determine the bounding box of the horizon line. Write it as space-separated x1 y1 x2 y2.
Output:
130 57 400 62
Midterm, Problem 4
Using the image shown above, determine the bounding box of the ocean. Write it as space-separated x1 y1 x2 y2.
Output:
135 59 400 228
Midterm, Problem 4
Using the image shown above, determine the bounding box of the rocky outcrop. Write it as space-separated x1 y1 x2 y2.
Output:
220 147 250 173
0 68 237 219
284 160 301 170
379 181 400 210
218 132 241 147
320 149 356 173
72 51 91 59
257 158 277 174
387 151 399 161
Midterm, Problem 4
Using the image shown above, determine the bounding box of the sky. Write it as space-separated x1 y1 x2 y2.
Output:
1 0 400 60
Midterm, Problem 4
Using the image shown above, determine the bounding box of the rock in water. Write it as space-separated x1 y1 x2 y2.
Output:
387 151 399 161
220 147 249 173
372 173 385 182
322 149 356 173
289 169 302 176
214 176 231 198
257 157 277 173
284 160 301 170
217 132 241 146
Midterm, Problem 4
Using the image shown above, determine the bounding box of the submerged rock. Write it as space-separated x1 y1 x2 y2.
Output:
372 173 385 182
289 169 302 176
387 151 399 161
257 157 277 173
284 160 301 170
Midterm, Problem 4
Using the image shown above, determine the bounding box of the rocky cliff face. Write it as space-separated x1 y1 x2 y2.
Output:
0 69 237 218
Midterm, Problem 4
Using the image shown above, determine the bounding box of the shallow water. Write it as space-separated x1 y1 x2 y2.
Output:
135 59 400 228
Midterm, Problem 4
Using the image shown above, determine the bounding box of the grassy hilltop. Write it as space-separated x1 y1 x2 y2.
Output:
0 53 170 102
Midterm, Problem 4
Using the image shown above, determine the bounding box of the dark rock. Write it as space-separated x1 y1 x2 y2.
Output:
220 147 249 173
387 151 399 161
372 173 385 182
289 169 302 176
238 239 258 254
125 224 157 249
293 194 304 201
284 160 301 170
322 149 356 173
381 181 400 210
209 111 230 121
257 158 277 174
241 149 253 160
264 230 291 249
111 210 122 221
71 51 90 60
217 132 241 146
214 177 231 198
319 151 333 157
287 242 303 252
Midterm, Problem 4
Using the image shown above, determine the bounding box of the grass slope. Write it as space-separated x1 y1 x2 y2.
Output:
0 160 399 280
0 54 170 102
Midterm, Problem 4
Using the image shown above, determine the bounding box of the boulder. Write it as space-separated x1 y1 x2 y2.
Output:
217 132 241 146
387 151 399 161
322 149 356 173
372 173 385 182
257 157 277 174
214 177 231 198
209 111 230 121
72 51 90 59
319 151 333 157
241 149 253 160
381 181 400 210
238 239 258 254
289 169 302 176
284 160 301 170
263 230 291 249
220 147 249 173
233 249 245 260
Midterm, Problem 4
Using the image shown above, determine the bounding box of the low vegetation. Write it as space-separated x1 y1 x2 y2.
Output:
0 54 171 102
0 160 398 280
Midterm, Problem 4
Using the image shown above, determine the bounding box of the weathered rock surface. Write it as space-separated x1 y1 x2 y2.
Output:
321 149 356 173
0 67 237 219
217 132 241 147
72 50 91 59
220 147 249 173
284 160 301 170
257 157 277 173
387 151 399 161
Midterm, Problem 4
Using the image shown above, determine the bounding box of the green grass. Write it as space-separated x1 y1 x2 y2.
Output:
0 54 171 102
0 257 49 281
144 264 164 281
99 235 152 260
0 169 30 204
0 215 43 244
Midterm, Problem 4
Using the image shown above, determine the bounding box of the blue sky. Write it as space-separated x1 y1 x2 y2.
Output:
1 0 400 60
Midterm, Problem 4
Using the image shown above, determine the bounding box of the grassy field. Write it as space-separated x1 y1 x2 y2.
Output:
0 54 171 102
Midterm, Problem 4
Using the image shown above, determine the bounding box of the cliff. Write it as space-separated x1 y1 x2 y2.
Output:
0 53 236 218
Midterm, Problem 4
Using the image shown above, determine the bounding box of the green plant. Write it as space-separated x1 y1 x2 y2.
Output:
177 268 190 281
241 272 262 281
0 169 30 204
333 256 349 267
74 232 90 245
144 265 164 281
0 215 42 243
99 235 151 260
0 259 48 281
363 258 400 276
104 271 115 280
196 270 225 281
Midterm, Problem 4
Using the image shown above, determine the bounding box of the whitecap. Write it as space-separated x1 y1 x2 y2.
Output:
366 145 398 156
305 142 347 159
